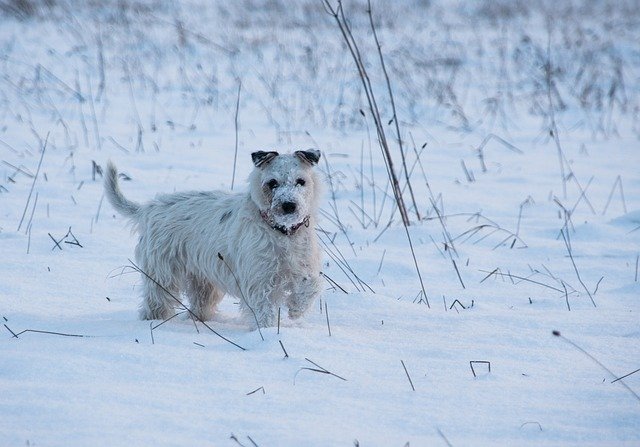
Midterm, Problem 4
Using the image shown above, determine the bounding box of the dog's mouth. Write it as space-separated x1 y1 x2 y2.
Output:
260 210 310 236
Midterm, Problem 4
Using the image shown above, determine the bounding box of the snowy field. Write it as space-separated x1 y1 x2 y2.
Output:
1 0 639 445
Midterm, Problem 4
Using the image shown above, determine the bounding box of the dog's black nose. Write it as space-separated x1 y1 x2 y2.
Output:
282 201 297 214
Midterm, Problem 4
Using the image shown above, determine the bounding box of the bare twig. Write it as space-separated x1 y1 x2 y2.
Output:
470 360 491 378
602 175 627 215
376 249 386 275
3 324 18 337
231 80 242 190
294 358 347 383
367 0 420 221
400 359 415 391
278 340 289 358
17 132 48 232
2 160 34 178
127 259 246 351
320 271 348 294
451 259 465 289
476 133 523 157
561 280 570 311
520 422 543 431
560 229 596 307
449 299 466 311
479 268 565 294
218 252 264 341
246 386 265 396
612 368 640 384
325 301 332 336
5 326 88 338
322 0 410 226
553 331 639 403
437 428 454 446
24 191 38 236
544 27 568 199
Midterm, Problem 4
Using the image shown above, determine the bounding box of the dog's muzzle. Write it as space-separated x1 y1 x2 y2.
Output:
260 210 310 236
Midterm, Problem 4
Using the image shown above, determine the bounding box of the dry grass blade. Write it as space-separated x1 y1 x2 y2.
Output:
602 175 627 215
470 360 491 378
17 132 49 232
231 79 242 190
367 0 420 221
400 359 415 391
560 229 596 307
4 324 89 338
278 340 289 358
437 428 454 446
325 301 332 336
553 331 640 403
320 271 348 294
217 252 264 341
612 368 640 384
479 269 565 293
294 357 347 383
246 386 265 396
128 259 246 351
322 0 410 227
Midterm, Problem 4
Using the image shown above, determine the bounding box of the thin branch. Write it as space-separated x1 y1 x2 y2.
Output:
294 358 347 383
470 360 491 378
324 301 332 336
278 340 289 358
479 269 565 294
217 253 264 341
560 229 596 307
602 175 627 215
612 368 640 384
17 132 49 232
400 359 415 391
367 0 420 220
323 0 410 226
246 386 265 396
127 259 246 351
231 80 242 190
553 331 639 403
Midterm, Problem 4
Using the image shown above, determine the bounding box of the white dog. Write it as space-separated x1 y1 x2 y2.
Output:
104 150 323 328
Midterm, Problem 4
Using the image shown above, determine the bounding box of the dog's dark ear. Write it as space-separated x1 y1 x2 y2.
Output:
251 151 279 168
295 149 321 166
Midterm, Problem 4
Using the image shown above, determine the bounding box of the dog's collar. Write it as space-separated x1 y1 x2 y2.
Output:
260 210 310 236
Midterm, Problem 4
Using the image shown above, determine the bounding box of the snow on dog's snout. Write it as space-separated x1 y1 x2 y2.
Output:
269 175 309 227
250 150 321 231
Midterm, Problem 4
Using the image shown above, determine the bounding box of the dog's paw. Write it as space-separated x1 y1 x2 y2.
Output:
139 307 174 321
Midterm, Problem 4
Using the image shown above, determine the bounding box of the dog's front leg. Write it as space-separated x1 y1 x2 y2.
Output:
288 274 322 320
239 288 279 328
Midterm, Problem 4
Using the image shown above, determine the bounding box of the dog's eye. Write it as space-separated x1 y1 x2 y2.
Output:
267 179 279 189
296 178 306 186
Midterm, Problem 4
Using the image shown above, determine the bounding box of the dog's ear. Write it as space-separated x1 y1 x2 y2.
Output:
295 149 321 166
251 151 279 168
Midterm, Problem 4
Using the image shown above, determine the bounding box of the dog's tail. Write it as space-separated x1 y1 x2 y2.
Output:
104 161 141 217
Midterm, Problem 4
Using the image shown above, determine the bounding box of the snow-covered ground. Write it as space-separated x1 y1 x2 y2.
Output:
1 1 639 445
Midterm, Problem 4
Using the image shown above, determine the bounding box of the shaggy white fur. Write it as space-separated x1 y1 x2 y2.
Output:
104 150 323 328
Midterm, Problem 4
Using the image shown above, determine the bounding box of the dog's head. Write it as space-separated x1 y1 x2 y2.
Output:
249 150 322 234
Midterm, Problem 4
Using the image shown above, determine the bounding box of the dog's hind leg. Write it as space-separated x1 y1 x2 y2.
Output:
138 274 177 321
186 275 224 321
